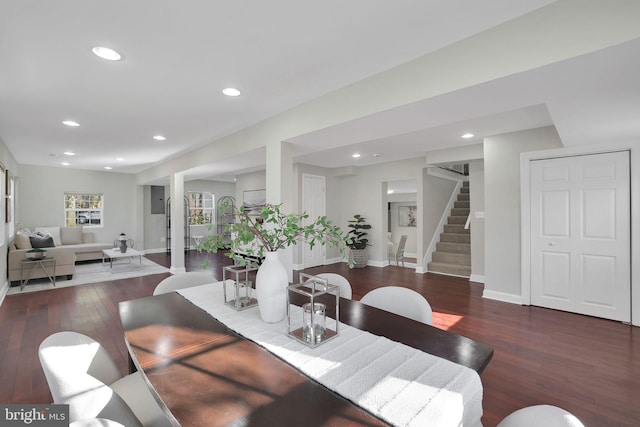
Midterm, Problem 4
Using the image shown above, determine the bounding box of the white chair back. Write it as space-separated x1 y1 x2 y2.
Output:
497 405 585 427
360 286 432 324
315 273 353 299
39 331 143 426
153 271 214 295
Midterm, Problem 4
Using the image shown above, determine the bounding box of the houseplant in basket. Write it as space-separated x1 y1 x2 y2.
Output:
199 203 348 323
346 214 371 268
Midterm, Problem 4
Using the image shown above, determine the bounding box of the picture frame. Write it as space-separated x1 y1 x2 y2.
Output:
398 205 417 227
243 189 266 216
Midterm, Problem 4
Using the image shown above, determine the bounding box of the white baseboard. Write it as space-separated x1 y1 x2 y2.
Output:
482 289 525 305
145 247 168 254
469 274 485 284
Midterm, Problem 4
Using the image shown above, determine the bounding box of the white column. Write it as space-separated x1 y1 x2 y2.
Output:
169 172 186 274
266 141 293 281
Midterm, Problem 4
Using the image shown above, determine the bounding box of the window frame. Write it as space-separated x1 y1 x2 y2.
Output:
64 192 105 228
187 191 215 225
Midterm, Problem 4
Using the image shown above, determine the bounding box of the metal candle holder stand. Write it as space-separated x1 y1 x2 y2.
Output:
287 273 340 348
223 265 259 311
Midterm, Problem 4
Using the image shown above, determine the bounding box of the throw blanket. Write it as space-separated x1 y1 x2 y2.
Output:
179 282 483 427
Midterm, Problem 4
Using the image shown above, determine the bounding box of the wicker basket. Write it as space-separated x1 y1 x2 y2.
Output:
349 249 368 268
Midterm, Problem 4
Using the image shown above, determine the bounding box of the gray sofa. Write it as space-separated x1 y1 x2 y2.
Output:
8 226 113 284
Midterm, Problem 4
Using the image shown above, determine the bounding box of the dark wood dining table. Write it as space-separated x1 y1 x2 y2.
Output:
119 289 493 427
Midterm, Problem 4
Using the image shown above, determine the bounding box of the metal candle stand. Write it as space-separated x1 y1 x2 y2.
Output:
287 273 340 348
223 265 259 310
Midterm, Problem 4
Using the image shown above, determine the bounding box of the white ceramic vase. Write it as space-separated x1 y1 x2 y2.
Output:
255 251 288 323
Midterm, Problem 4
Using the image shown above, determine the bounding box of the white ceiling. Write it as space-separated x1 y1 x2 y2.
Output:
1 0 639 185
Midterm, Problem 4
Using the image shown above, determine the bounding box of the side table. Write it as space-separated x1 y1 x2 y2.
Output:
20 257 56 291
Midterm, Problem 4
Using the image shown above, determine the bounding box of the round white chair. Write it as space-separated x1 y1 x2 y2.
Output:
153 271 214 295
39 331 171 426
360 286 432 324
497 405 585 427
314 273 352 299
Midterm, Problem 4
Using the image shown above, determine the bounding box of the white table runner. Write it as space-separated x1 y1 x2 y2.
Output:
178 282 483 427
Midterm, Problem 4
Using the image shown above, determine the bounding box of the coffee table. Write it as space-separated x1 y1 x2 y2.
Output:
102 248 143 269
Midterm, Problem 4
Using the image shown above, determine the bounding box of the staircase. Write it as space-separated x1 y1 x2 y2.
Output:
428 181 471 277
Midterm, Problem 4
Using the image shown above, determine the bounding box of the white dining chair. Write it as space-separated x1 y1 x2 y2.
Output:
360 286 432 324
153 271 214 295
39 331 172 427
314 273 353 299
391 235 408 267
497 405 585 427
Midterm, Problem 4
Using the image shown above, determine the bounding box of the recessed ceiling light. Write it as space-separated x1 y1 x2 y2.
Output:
104 166 112 170
63 151 75 156
62 120 80 127
222 87 241 97
92 46 122 61
461 133 474 139
387 189 394 194
116 158 124 161
153 135 166 141
352 153 361 158
61 162 70 166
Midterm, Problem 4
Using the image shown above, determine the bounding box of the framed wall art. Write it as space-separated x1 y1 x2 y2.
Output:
398 205 417 227
243 189 266 216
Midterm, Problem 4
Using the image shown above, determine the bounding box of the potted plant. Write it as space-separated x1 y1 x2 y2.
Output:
345 214 371 268
26 248 48 260
199 203 348 323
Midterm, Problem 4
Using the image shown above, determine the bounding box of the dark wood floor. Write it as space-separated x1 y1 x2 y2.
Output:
1 251 638 427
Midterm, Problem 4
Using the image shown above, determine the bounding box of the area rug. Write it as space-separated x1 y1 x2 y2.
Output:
7 257 170 295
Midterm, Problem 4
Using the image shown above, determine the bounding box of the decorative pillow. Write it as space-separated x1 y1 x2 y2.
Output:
60 226 83 245
14 230 33 249
29 232 55 249
35 226 62 246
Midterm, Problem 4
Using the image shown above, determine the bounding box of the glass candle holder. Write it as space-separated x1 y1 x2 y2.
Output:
302 302 326 344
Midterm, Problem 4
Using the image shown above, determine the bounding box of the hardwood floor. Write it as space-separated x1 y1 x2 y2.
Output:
1 251 638 426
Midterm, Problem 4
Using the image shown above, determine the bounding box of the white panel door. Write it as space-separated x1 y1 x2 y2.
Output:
302 174 326 268
530 151 630 322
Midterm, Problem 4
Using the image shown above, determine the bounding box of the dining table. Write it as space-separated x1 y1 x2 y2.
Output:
119 281 493 427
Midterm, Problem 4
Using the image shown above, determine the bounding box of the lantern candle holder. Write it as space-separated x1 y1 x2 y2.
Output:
223 264 258 311
287 273 339 348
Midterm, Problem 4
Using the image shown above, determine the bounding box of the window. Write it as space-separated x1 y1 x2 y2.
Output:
187 191 214 225
65 193 104 227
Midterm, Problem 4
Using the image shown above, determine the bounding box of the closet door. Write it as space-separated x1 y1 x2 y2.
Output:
530 151 630 322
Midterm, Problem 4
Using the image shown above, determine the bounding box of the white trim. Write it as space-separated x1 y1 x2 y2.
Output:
521 140 639 326
469 274 485 284
482 289 524 305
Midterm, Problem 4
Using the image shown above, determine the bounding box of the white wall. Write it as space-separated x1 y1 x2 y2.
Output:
18 165 140 246
235 171 266 205
483 126 563 300
0 137 19 302
468 160 485 282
